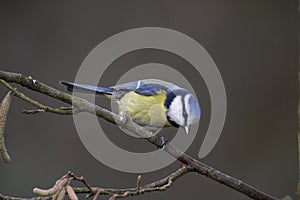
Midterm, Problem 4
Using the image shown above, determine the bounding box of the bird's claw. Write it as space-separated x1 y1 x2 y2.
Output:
160 137 168 150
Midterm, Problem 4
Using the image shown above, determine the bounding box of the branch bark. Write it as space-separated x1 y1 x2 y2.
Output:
0 70 279 200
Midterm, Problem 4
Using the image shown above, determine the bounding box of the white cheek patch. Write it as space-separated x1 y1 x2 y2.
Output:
168 96 184 126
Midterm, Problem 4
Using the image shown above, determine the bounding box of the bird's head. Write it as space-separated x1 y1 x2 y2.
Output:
165 88 201 134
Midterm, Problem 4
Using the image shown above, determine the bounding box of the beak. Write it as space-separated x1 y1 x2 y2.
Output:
184 125 190 134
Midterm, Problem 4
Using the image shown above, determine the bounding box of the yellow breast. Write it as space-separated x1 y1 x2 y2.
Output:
118 91 171 128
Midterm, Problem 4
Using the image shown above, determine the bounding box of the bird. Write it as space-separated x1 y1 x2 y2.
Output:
60 79 201 134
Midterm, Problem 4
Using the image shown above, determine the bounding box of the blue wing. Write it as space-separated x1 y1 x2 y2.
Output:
134 84 164 96
60 80 166 97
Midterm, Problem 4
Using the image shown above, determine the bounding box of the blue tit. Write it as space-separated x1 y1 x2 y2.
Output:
60 79 201 134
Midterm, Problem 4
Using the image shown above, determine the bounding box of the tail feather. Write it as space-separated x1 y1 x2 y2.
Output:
59 81 114 95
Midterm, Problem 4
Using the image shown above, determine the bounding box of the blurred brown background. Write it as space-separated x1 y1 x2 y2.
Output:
0 1 298 199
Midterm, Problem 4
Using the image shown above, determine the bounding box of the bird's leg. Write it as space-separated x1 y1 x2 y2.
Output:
160 136 168 150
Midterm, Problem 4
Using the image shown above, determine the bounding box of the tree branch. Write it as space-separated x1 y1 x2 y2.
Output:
71 165 194 198
0 91 12 163
0 194 50 200
0 166 192 200
0 79 76 115
0 70 279 200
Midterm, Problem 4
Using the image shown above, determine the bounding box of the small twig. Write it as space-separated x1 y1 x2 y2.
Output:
92 189 101 200
109 194 118 200
143 164 192 189
0 79 79 115
68 171 95 194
